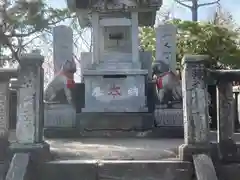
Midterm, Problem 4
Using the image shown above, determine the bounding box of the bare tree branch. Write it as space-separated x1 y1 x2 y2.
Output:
174 0 192 9
174 0 221 21
198 0 220 7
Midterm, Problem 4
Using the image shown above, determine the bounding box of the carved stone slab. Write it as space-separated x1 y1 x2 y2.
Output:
82 74 147 112
154 108 183 127
16 72 36 143
44 104 76 128
156 24 177 73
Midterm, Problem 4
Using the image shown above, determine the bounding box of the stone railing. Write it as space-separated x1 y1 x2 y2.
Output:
179 54 240 162
208 69 240 162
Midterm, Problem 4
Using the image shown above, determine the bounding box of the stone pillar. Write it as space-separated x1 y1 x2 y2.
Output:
179 55 210 161
217 81 239 162
53 25 73 75
16 52 44 143
156 24 177 74
92 12 100 65
131 12 139 63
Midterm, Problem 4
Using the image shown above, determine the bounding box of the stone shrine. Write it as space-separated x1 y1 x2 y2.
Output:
80 9 151 112
67 0 162 131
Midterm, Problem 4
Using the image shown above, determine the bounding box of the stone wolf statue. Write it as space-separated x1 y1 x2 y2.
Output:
44 59 76 105
152 61 211 111
152 62 182 107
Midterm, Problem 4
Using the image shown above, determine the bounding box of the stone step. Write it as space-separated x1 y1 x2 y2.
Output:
39 160 193 180
215 163 240 180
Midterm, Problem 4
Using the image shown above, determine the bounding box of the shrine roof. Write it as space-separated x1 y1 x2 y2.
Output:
67 0 162 27
68 0 162 11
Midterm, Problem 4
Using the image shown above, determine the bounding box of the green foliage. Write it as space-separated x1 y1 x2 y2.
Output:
0 0 75 63
140 19 240 69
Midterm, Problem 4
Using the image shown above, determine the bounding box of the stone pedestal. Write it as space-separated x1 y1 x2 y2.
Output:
82 70 147 112
179 55 210 161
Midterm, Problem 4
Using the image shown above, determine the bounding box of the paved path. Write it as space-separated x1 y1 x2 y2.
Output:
47 138 182 160
9 130 182 160
8 130 240 161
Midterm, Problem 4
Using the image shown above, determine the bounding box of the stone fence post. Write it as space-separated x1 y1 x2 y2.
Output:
0 69 17 161
217 81 238 161
179 55 210 161
16 52 44 144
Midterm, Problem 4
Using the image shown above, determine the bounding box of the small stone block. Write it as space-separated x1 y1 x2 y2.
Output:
10 142 51 163
193 154 218 180
179 144 211 161
182 54 209 65
5 153 30 180
19 53 44 66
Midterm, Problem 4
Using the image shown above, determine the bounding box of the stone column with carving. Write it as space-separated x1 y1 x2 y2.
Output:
0 69 17 161
179 55 210 161
217 81 239 162
16 52 44 144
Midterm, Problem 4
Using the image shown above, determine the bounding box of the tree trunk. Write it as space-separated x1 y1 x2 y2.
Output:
191 0 198 21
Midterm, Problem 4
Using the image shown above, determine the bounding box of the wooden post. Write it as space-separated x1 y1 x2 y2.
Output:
179 55 210 161
217 81 238 161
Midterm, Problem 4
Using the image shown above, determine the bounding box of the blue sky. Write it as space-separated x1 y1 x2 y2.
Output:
48 0 240 22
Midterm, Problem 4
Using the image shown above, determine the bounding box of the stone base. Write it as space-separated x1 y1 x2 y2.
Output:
44 128 79 138
77 112 154 131
154 108 183 127
216 140 240 163
179 144 211 161
150 127 184 138
8 142 51 180
78 130 154 138
0 138 9 161
9 141 51 162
